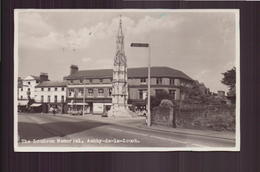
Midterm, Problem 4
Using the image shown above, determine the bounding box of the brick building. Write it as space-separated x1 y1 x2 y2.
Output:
63 65 193 114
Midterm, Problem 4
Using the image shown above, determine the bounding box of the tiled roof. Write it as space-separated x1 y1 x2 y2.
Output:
35 81 68 87
64 66 193 81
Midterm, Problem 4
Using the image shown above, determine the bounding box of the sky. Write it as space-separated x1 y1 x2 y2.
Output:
17 10 238 93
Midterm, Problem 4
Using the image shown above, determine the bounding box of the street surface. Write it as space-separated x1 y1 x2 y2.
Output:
18 113 235 148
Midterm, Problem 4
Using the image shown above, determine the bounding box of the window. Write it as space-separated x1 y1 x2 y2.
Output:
99 79 103 83
78 88 83 97
21 95 23 99
109 88 112 96
69 89 73 97
61 96 64 102
140 78 146 83
170 79 175 85
28 88 30 91
41 88 44 91
80 79 83 83
54 95 57 103
48 88 51 91
55 87 57 91
88 89 93 96
98 89 104 96
156 78 162 85
139 90 143 100
28 82 30 85
48 96 51 102
89 79 92 83
21 88 23 91
169 90 176 100
61 87 65 91
41 95 44 102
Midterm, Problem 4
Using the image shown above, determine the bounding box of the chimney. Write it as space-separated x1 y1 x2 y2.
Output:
40 72 49 82
70 65 79 75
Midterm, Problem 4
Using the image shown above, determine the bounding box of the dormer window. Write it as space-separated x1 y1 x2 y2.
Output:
156 78 162 85
170 79 175 85
140 78 146 83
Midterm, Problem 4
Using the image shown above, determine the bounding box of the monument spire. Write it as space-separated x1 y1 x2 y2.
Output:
114 15 126 66
108 16 132 117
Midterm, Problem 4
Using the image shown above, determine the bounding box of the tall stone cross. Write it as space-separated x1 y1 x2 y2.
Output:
109 16 131 117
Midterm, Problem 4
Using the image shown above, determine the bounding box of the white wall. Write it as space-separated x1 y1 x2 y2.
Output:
18 76 39 100
34 87 67 103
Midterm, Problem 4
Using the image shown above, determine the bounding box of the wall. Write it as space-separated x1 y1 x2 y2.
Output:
18 78 39 100
34 87 67 103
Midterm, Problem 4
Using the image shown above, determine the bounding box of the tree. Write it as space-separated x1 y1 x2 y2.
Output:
221 67 236 97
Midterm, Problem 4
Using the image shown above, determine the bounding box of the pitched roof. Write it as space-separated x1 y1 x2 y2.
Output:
31 75 41 81
35 81 68 87
64 66 193 81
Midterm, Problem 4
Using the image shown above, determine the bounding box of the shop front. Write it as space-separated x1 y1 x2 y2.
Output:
67 98 112 115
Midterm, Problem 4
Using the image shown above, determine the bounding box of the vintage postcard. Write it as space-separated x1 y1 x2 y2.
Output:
14 9 240 151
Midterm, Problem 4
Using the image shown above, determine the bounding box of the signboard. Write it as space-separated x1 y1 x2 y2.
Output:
93 103 104 114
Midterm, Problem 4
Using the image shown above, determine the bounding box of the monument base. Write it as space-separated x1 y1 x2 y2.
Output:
108 106 136 118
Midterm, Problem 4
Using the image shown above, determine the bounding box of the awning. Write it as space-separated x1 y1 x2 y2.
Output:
18 100 28 106
68 103 89 105
30 103 42 107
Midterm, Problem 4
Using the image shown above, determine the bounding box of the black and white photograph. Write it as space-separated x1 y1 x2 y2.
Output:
14 9 240 151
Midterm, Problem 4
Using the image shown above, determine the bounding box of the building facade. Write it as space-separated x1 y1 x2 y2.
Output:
34 81 67 113
18 73 49 108
63 66 193 114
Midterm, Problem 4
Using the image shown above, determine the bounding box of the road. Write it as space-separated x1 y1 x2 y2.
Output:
17 113 235 148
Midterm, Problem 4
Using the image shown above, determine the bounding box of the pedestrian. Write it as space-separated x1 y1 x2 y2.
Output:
52 107 56 115
49 106 53 114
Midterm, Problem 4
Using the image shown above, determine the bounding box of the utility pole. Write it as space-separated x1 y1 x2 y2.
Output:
130 42 151 126
83 85 85 115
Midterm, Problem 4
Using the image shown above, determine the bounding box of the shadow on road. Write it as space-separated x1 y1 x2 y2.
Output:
18 120 109 141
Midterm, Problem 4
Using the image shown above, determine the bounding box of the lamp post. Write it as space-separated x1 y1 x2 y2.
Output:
130 43 151 127
83 85 85 115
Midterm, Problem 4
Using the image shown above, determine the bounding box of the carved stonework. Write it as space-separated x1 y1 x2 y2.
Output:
108 17 132 117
